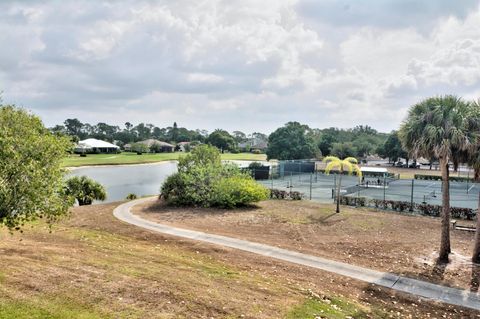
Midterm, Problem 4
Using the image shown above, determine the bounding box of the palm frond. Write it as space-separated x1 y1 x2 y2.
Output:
322 156 340 163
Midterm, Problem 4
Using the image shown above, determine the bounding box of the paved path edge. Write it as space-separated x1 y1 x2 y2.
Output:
113 197 480 311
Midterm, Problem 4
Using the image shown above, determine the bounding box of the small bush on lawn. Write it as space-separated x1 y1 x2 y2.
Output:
160 145 269 208
212 176 270 208
126 193 137 200
270 189 304 200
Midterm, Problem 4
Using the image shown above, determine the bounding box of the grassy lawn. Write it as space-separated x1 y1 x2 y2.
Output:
62 152 267 167
0 203 403 319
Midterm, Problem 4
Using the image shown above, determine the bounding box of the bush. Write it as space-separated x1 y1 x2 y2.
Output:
65 176 106 206
414 174 473 182
131 143 150 155
126 193 137 200
270 189 304 200
212 176 270 208
160 145 269 208
270 189 288 199
338 195 475 220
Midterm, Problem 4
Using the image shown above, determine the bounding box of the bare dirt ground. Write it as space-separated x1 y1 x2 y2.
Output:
0 202 478 318
134 199 480 294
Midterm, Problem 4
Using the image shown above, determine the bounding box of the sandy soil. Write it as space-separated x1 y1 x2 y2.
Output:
0 202 478 318
133 199 479 293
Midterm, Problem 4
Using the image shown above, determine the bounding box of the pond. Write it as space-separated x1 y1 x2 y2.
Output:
69 160 266 203
69 162 178 203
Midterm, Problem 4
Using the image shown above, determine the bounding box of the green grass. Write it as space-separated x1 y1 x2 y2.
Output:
62 152 267 167
0 297 111 319
287 296 374 319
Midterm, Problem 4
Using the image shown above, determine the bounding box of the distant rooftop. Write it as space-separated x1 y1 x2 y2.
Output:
78 138 119 149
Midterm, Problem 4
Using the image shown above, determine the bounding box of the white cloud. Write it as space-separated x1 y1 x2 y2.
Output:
1 0 480 134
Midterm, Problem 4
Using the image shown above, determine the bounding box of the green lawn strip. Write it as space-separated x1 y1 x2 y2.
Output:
62 152 266 167
0 296 113 319
287 294 385 319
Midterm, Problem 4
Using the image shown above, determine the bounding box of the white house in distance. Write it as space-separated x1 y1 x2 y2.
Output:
75 138 120 154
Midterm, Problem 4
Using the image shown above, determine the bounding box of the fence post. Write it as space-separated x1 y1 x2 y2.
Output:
270 166 274 191
309 173 313 199
299 162 301 181
410 179 414 212
383 175 386 208
467 170 470 194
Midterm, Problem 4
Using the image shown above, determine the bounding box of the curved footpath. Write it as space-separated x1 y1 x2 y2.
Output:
114 197 480 311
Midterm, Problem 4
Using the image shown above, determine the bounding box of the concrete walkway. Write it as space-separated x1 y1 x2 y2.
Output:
113 197 480 311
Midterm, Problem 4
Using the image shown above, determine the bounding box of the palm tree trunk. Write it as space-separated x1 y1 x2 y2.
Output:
336 174 342 213
438 157 451 263
472 193 480 263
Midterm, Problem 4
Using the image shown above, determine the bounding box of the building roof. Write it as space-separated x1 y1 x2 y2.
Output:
78 138 119 149
138 139 174 148
360 167 388 173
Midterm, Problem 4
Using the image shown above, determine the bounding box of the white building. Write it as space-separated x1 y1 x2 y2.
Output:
75 138 120 154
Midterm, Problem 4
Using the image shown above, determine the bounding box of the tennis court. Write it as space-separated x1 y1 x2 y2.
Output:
259 170 479 210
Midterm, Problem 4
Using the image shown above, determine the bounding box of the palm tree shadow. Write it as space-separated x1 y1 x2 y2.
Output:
470 264 480 292
417 258 448 283
308 212 338 224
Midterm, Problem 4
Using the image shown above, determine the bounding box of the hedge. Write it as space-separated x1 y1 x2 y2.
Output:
317 169 396 179
270 188 304 200
337 195 476 220
414 174 473 182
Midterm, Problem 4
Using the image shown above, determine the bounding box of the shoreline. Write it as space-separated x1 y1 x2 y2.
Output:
66 160 178 171
66 158 271 170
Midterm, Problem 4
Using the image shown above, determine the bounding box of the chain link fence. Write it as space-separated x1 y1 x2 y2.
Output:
250 160 480 214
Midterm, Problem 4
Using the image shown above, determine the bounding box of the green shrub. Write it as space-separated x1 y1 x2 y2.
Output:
270 189 304 200
131 143 150 155
212 176 270 208
65 176 106 206
161 145 269 208
126 193 137 200
414 174 473 182
338 196 475 220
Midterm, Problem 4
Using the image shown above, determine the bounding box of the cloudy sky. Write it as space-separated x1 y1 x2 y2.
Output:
1 0 480 134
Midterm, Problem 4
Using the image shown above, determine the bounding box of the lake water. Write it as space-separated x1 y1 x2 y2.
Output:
69 162 178 203
69 160 265 203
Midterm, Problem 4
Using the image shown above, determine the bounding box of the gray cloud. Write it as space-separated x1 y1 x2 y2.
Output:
1 0 480 134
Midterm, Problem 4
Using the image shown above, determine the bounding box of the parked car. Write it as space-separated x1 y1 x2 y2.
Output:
409 163 420 169
395 161 404 167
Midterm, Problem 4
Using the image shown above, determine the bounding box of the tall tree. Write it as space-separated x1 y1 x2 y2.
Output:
171 122 179 143
64 118 84 138
399 95 480 263
206 129 235 152
266 122 318 160
382 131 408 163
0 105 73 230
330 142 357 159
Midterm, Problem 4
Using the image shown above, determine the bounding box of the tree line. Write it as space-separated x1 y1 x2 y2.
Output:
265 122 398 161
53 118 397 158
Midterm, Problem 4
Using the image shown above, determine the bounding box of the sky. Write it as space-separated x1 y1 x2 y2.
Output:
1 0 480 134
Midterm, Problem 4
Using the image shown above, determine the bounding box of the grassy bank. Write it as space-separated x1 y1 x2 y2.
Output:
62 152 267 167
0 203 402 318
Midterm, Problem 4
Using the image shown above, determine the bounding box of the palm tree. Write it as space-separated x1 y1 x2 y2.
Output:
65 176 107 206
399 95 480 263
323 156 362 214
